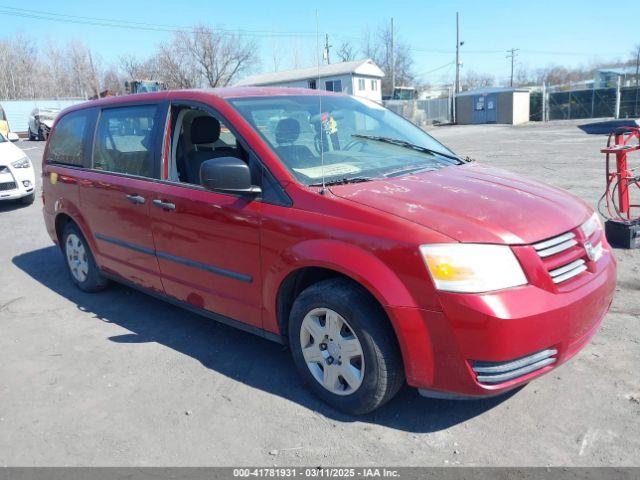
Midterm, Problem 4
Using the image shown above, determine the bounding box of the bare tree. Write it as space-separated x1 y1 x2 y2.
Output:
461 70 495 90
174 25 259 88
362 22 416 97
336 41 357 62
153 40 198 89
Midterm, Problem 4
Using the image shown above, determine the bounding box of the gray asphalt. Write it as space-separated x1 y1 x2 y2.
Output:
0 119 638 466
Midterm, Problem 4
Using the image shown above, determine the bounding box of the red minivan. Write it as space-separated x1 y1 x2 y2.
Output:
42 88 616 414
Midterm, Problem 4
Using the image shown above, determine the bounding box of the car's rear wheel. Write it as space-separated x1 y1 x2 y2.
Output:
289 278 404 415
27 128 35 141
62 223 109 292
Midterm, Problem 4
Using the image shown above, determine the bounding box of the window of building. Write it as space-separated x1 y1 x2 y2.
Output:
358 78 366 90
371 79 377 91
93 105 158 178
308 79 317 89
325 80 342 92
47 110 91 167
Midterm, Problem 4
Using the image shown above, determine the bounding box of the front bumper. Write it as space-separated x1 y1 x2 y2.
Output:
0 165 36 200
388 252 616 398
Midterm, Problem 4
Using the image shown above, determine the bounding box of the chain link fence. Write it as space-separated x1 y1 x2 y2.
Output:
530 85 640 122
383 97 452 126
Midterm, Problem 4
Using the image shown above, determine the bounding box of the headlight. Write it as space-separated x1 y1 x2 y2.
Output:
11 157 31 169
580 212 601 238
420 244 527 293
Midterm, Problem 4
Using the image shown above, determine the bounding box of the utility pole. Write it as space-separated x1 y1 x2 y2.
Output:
455 12 460 94
324 33 332 64
390 17 395 96
506 48 519 87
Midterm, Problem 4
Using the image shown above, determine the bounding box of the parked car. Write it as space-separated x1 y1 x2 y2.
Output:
0 131 36 204
41 88 616 414
0 103 10 138
28 107 60 141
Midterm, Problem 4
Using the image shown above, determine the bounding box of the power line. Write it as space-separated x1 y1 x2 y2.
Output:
0 5 628 58
0 6 319 37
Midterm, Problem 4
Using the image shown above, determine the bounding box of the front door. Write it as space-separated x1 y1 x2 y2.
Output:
472 95 486 124
486 93 498 123
79 103 166 292
148 107 263 328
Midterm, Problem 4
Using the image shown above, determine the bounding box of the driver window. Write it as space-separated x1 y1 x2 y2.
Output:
169 108 245 185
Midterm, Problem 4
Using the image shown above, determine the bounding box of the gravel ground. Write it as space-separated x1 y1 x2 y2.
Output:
0 118 638 466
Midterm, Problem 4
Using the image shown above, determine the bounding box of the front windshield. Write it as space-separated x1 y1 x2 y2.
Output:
228 95 460 185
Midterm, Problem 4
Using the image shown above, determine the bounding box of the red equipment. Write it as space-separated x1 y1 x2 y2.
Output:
600 127 640 248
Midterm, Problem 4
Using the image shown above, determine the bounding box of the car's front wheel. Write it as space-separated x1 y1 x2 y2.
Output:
289 278 404 415
62 222 109 292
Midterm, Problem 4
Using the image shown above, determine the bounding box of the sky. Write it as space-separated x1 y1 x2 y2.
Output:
0 0 634 86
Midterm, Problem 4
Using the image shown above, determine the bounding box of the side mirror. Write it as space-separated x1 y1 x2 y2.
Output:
200 157 261 195
7 132 19 142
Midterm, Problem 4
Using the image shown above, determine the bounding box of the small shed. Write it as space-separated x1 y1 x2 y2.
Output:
235 59 385 102
455 87 530 125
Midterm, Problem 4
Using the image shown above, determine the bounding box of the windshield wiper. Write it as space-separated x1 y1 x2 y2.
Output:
309 177 372 187
351 134 464 163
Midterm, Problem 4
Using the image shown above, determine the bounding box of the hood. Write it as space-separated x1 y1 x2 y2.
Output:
0 141 27 166
41 119 55 128
330 163 591 244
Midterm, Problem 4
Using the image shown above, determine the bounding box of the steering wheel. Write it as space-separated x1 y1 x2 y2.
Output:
342 139 367 152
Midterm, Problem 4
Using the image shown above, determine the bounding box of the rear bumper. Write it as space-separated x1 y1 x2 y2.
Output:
388 254 616 397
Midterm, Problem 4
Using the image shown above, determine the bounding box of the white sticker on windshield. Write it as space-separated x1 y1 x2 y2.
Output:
293 163 361 179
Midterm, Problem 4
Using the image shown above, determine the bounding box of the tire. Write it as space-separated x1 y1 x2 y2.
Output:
37 127 44 141
28 128 35 141
20 193 35 205
289 278 404 415
62 222 109 292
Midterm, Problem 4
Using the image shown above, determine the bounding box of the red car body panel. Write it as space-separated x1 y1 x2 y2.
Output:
42 88 617 398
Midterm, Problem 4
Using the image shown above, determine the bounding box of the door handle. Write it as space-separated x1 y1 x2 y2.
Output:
153 199 176 211
125 194 146 205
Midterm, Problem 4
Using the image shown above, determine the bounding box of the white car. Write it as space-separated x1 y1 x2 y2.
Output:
28 107 60 141
0 132 36 204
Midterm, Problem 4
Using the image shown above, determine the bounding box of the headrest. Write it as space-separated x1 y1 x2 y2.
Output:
190 116 221 144
275 118 300 145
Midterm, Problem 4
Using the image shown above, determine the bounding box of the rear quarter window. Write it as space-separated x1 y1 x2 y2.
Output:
48 110 92 167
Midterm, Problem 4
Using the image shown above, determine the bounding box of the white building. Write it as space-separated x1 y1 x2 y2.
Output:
235 59 385 102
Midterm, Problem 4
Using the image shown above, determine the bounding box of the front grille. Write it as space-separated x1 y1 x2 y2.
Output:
472 348 558 384
532 231 591 285
0 181 17 191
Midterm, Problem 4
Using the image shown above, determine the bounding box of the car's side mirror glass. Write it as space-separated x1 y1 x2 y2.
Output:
200 157 261 195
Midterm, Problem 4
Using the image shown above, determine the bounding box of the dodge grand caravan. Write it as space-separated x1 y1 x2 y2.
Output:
42 88 616 414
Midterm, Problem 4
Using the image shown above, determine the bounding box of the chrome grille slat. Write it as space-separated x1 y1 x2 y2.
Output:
549 259 586 278
476 358 557 384
536 238 578 258
551 263 587 283
533 232 576 251
473 348 558 384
